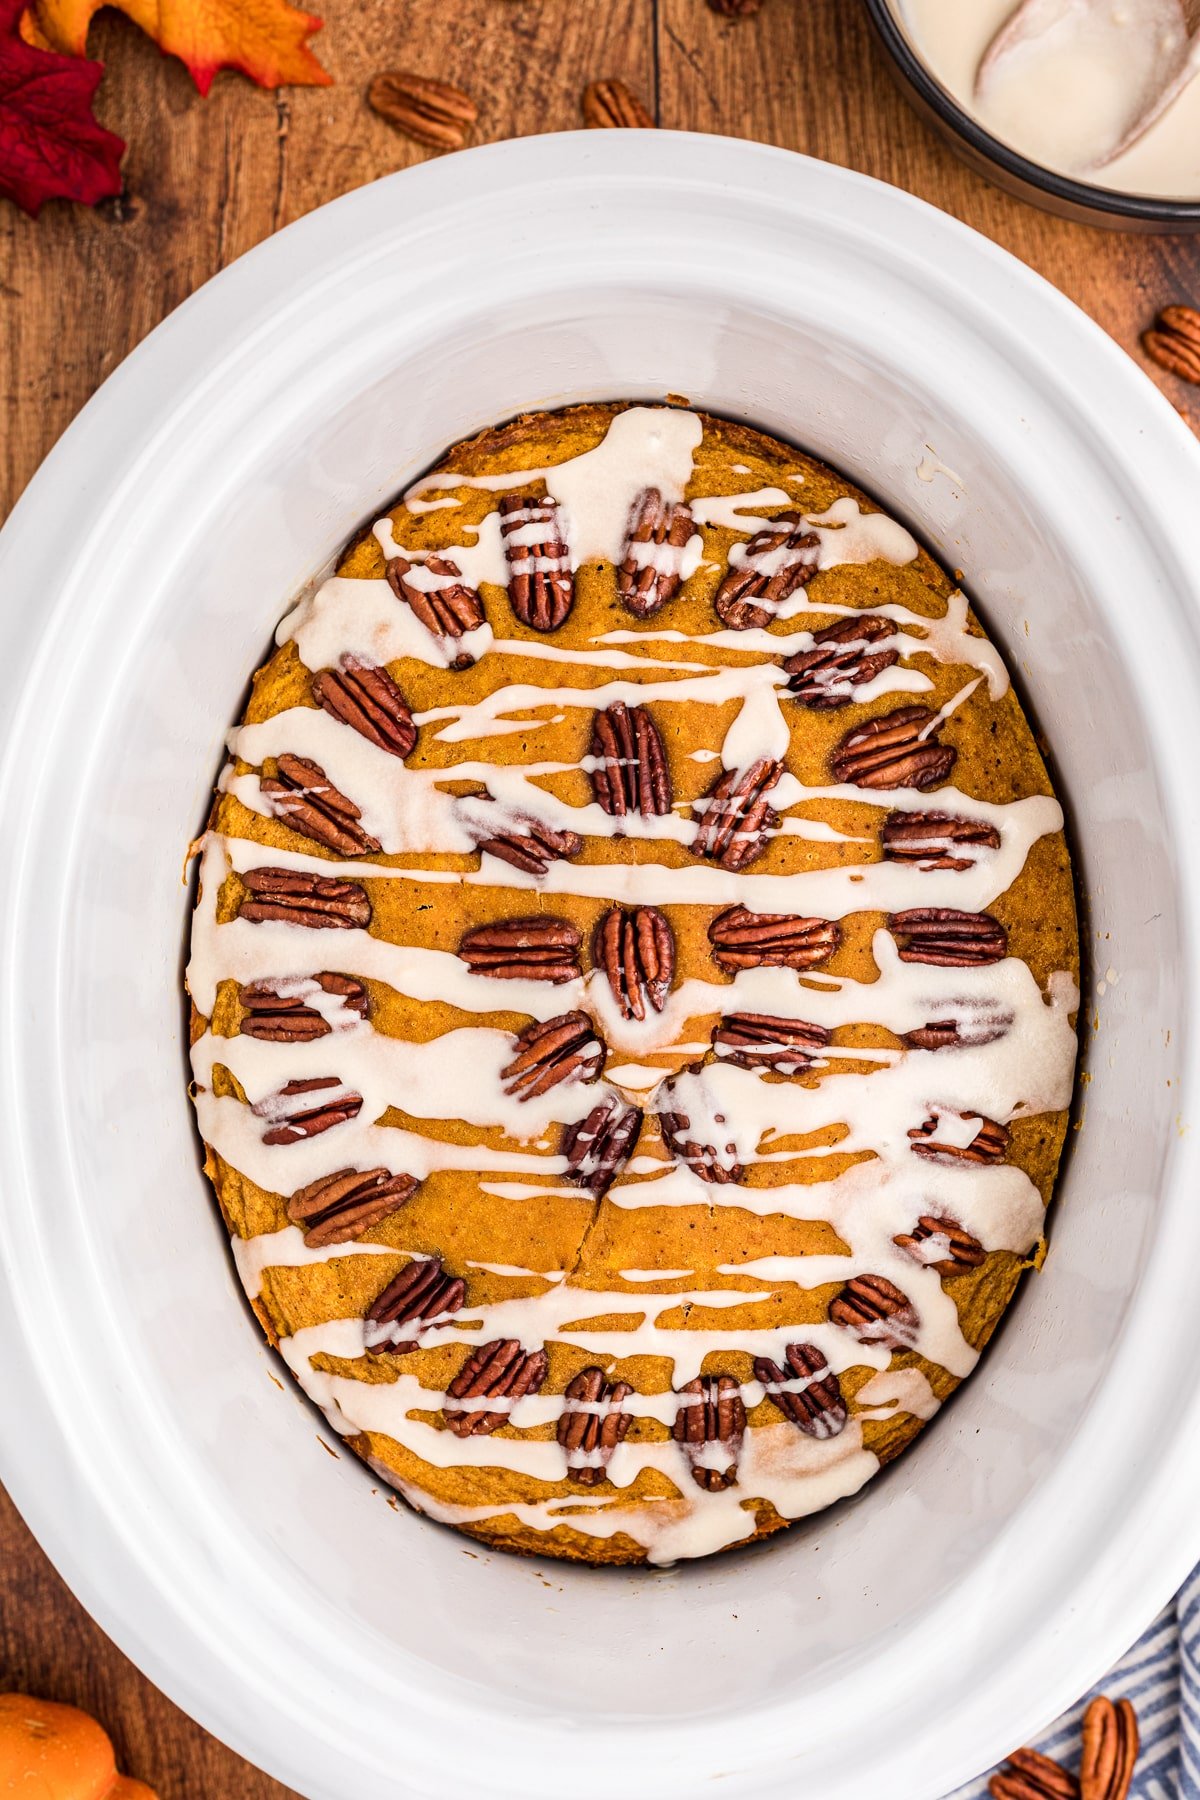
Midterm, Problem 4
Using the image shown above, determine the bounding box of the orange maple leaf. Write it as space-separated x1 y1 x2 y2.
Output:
25 0 331 95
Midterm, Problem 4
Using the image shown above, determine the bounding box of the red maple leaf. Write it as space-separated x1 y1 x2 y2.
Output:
0 0 122 215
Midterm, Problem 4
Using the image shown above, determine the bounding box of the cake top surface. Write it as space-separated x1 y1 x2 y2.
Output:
187 401 1079 1565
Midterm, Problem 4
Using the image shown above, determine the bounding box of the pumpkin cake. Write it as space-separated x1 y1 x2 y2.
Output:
185 401 1079 1565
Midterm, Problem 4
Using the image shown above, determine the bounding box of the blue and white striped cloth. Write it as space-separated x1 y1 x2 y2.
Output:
953 1568 1200 1798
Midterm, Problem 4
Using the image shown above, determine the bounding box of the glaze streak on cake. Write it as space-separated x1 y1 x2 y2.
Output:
185 402 1079 1566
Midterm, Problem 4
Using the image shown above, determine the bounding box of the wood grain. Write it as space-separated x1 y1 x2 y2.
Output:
0 1482 302 1797
0 0 1196 1793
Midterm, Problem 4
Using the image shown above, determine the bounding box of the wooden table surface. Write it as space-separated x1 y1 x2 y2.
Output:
1 0 1197 1791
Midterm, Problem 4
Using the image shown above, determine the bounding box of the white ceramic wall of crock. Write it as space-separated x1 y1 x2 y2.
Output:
1 134 1198 1800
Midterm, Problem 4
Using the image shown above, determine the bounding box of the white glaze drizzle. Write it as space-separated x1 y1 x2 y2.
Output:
232 1226 398 1298
188 405 1077 1564
401 406 703 566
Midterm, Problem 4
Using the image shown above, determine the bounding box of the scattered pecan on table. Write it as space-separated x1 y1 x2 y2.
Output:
312 659 417 759
617 488 695 616
581 78 655 129
989 1695 1139 1800
239 973 369 1042
1080 1696 1139 1800
260 753 381 856
589 700 673 818
673 1374 746 1490
754 1343 847 1440
286 1167 419 1248
237 866 372 930
502 1012 604 1101
989 1746 1080 1800
367 71 477 152
558 1367 634 1483
594 904 675 1020
783 614 898 708
1142 304 1200 386
444 1340 549 1438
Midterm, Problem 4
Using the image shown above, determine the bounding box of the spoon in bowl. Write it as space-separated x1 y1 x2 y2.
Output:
975 0 1200 171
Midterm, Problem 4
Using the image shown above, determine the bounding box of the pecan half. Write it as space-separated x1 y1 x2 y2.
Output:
589 700 672 817
1142 304 1200 386
311 659 417 759
286 1167 419 1248
252 1077 363 1145
458 917 583 982
882 810 1001 871
444 1339 550 1437
1080 1696 1139 1800
364 1255 466 1355
754 1343 847 1440
657 1069 743 1185
831 705 956 791
472 814 583 875
909 1111 1009 1165
889 907 1008 967
707 904 840 971
259 753 381 857
692 759 781 870
367 70 477 150
894 1213 986 1277
672 1375 746 1490
711 1012 830 1075
714 512 820 630
386 554 486 669
828 1273 920 1352
903 1007 1014 1051
501 1012 604 1100
783 614 899 708
989 1748 1081 1800
499 493 574 630
239 973 370 1042
594 904 674 1021
557 1366 634 1483
581 77 655 128
562 1095 643 1194
238 866 371 930
617 488 696 616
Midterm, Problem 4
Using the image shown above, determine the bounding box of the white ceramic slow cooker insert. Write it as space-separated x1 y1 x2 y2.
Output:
1 134 1199 1800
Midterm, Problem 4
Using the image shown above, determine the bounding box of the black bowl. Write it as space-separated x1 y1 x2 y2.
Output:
864 0 1200 233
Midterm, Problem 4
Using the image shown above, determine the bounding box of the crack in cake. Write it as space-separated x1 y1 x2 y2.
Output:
185 401 1079 1565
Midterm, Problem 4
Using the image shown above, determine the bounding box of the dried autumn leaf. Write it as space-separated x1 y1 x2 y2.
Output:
25 0 331 97
0 0 122 215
